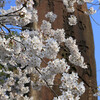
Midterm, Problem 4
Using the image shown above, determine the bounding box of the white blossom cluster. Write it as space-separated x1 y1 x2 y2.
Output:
37 58 70 86
61 72 85 95
0 31 69 99
40 20 52 36
0 19 87 99
54 29 65 44
43 38 60 59
16 0 34 10
85 7 96 15
0 0 38 26
68 15 77 26
53 72 85 100
62 0 96 25
0 0 98 99
65 37 87 68
45 11 57 22
0 37 13 65
53 91 80 100
62 0 76 13
63 0 94 11
0 70 33 100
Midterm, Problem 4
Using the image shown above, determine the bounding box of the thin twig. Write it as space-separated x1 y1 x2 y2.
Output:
35 67 58 97
88 1 99 8
10 37 26 50
0 23 11 33
87 2 100 6
76 7 84 14
90 15 100 26
0 6 24 17
60 45 69 52
9 27 22 30
35 54 48 65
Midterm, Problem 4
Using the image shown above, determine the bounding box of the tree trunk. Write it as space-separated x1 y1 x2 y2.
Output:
28 0 97 100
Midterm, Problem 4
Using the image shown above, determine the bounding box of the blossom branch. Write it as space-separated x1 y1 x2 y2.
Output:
35 66 58 97
0 6 24 17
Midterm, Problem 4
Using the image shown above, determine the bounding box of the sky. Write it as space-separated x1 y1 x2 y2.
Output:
1 0 100 99
90 2 100 87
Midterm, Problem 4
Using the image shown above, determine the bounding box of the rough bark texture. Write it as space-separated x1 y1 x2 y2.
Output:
28 0 97 100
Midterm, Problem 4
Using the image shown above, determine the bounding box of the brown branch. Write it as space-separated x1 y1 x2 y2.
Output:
0 6 24 17
0 23 11 33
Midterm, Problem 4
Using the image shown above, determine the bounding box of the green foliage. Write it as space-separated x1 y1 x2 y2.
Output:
11 31 19 36
5 31 19 39
0 63 5 70
0 64 10 84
